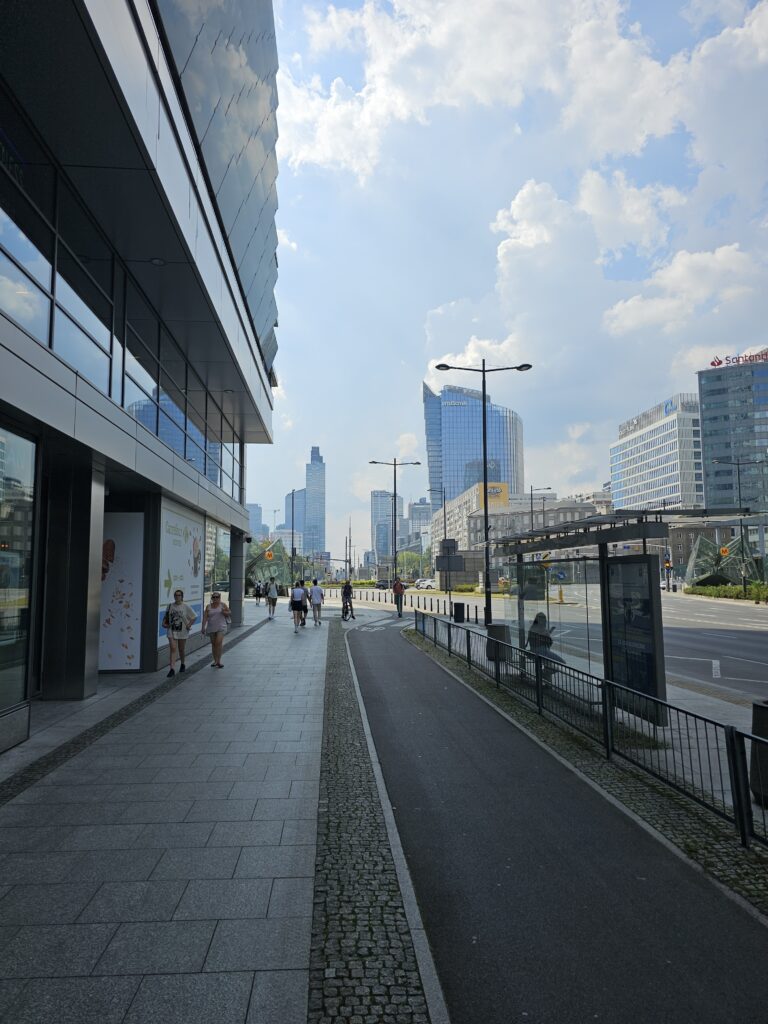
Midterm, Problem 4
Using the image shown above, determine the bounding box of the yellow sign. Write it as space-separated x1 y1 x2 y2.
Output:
265 550 274 561
719 546 729 557
479 482 510 508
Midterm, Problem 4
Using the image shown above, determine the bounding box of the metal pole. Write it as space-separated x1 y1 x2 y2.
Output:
443 486 451 612
290 489 295 582
481 358 492 626
530 484 533 530
392 457 398 582
737 461 747 598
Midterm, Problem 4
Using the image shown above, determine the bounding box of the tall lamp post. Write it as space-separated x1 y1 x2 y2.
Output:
713 456 766 597
530 485 551 530
436 359 532 627
369 457 421 582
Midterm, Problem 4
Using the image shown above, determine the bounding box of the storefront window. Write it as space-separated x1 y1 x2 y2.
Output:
0 428 35 710
204 520 231 604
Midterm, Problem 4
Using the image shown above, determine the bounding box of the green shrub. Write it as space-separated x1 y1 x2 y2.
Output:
452 583 479 592
684 583 768 602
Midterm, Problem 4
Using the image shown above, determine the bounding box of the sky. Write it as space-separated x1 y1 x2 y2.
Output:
245 0 768 565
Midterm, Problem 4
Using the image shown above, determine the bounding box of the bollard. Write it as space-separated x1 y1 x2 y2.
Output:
430 597 433 612
474 607 478 625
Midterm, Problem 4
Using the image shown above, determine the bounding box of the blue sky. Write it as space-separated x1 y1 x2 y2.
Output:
246 0 768 563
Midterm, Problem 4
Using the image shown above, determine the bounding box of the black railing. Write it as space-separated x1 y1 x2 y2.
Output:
414 610 768 850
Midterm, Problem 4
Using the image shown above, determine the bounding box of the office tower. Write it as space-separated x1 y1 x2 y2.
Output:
0 0 280 749
423 382 524 508
304 447 326 556
698 349 768 509
246 504 264 537
371 490 404 560
610 395 703 509
284 488 306 535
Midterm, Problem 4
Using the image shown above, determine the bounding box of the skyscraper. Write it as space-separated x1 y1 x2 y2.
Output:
304 447 326 556
422 382 524 508
246 504 264 537
610 395 703 509
371 490 403 560
284 488 306 535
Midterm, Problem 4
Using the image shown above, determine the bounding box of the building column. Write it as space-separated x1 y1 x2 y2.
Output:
41 453 105 699
229 531 245 627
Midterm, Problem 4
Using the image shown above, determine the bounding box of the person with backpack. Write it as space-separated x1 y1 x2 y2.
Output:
162 589 197 678
392 577 405 617
290 580 306 634
254 580 262 605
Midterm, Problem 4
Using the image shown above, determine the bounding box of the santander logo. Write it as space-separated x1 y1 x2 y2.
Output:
710 356 723 367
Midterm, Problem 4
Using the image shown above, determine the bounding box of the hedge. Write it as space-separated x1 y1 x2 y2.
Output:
684 583 768 602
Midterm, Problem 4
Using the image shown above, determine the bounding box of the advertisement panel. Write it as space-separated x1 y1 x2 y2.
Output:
158 500 204 648
605 557 663 699
99 513 144 670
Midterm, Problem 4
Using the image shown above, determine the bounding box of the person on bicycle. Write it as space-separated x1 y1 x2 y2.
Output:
392 577 405 617
342 580 355 620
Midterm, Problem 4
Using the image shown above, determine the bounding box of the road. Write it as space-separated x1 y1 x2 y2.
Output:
334 587 768 703
348 620 768 1024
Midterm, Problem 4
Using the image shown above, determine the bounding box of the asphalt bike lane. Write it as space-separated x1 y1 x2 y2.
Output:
347 624 768 1024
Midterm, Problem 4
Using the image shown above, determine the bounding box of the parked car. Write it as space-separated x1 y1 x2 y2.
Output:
375 579 390 589
417 578 436 590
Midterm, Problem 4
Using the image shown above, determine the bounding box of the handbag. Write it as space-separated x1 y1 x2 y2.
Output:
161 604 170 629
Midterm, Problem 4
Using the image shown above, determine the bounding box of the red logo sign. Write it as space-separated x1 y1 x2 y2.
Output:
710 356 723 367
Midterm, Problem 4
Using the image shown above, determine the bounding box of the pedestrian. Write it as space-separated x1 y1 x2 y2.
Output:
341 579 355 619
310 577 324 626
301 579 310 627
202 590 231 668
162 589 197 677
393 576 405 617
254 580 262 605
290 580 305 634
266 576 278 619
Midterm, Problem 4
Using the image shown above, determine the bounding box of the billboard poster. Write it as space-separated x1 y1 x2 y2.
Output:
158 500 204 648
99 513 144 670
606 558 660 698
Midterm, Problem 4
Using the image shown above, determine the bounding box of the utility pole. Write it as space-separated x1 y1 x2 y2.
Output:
290 489 295 584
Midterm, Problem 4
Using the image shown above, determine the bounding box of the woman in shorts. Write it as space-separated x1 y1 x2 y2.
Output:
202 591 230 668
290 580 305 634
162 589 197 677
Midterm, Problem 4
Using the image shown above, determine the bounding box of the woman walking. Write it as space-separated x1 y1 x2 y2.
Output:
162 589 197 677
290 580 305 634
202 590 230 668
266 577 278 619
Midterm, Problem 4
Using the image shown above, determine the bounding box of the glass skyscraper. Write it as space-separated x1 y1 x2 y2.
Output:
422 382 524 508
304 447 326 556
698 350 768 510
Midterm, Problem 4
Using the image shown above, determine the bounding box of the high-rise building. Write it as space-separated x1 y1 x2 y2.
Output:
408 498 432 535
304 447 326 556
610 395 703 510
422 382 524 508
698 349 768 510
371 490 403 560
284 488 306 535
0 0 279 751
246 504 264 537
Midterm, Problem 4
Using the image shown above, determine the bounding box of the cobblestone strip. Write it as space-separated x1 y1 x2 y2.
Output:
309 620 431 1024
0 620 264 808
405 628 768 919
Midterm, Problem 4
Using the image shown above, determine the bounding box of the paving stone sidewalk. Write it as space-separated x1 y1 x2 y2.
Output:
0 611 327 1023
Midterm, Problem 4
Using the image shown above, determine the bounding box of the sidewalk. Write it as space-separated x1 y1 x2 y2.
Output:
0 608 326 1023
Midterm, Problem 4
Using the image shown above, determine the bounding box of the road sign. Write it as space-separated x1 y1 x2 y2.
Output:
541 561 551 569
719 546 729 557
556 571 566 580
265 551 274 561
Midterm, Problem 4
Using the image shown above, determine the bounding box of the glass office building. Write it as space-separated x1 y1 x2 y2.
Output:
698 351 768 510
0 0 279 751
304 447 326 556
422 382 524 508
610 395 703 510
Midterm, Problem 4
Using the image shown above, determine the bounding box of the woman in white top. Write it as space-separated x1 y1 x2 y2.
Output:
310 578 324 626
162 589 197 678
290 580 305 634
266 577 279 619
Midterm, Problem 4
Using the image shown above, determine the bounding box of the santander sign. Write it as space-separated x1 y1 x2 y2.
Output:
710 351 768 368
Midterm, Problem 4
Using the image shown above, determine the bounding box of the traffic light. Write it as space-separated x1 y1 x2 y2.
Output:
664 559 671 570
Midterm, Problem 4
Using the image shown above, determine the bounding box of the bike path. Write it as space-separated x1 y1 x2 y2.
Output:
348 626 768 1024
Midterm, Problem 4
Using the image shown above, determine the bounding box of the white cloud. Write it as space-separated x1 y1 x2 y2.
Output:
683 0 751 30
397 432 419 458
277 228 298 253
424 333 528 391
603 244 759 334
577 170 685 257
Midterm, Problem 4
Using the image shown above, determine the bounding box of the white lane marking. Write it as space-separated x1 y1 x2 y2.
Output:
712 660 721 678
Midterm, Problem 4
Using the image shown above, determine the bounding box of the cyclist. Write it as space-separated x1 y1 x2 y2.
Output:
341 579 355 620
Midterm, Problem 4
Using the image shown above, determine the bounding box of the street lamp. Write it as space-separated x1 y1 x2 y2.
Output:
369 458 421 582
436 359 532 626
713 456 766 597
530 485 551 530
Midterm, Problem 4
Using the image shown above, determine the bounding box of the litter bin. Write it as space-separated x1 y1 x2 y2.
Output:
453 602 465 624
486 623 511 662
672 583 677 593
750 700 768 807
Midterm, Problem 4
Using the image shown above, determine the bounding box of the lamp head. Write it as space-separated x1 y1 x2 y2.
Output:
515 363 533 371
435 363 451 371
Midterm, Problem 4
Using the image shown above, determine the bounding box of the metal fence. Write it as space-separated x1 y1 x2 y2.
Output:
414 610 768 850
323 587 481 622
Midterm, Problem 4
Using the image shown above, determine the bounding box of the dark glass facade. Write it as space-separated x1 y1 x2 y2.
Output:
0 80 243 502
422 382 524 507
698 358 768 510
153 0 279 370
